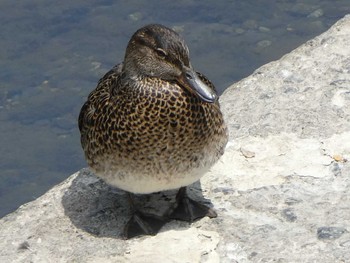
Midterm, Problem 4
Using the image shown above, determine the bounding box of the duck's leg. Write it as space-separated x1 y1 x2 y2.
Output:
123 193 168 239
168 187 217 222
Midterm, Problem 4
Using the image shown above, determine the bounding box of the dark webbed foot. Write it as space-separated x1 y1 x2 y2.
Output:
124 211 168 239
124 193 168 239
168 187 217 222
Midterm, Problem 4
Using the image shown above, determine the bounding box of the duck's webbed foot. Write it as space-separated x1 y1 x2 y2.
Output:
124 193 168 239
168 187 217 222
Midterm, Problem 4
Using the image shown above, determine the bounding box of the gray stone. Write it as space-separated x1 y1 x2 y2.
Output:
1 15 350 263
317 227 348 240
308 9 324 19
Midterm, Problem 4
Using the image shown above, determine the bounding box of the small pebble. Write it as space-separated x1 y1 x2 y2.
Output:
333 154 347 162
317 227 347 240
240 147 255 158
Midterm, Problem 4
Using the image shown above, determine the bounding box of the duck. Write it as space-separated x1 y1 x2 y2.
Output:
78 24 228 238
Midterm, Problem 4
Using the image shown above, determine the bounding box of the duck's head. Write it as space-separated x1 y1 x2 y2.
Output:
123 24 217 103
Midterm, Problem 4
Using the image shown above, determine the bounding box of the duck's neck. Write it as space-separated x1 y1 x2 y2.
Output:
122 61 149 82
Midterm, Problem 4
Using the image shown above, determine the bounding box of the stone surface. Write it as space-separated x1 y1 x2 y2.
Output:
1 15 350 263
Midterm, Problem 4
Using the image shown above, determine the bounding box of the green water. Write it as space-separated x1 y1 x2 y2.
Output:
0 0 349 217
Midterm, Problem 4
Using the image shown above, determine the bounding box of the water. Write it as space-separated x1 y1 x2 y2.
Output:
0 0 349 218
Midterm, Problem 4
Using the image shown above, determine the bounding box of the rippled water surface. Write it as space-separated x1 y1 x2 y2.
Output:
1 0 349 217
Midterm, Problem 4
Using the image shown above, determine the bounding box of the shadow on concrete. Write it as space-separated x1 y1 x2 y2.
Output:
61 168 214 239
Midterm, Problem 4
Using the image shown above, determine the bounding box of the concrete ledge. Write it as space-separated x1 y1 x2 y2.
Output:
1 15 350 263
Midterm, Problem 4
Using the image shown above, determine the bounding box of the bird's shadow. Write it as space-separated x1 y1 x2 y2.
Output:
61 168 214 239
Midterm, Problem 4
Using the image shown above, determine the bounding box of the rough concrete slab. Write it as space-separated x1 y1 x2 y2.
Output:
1 15 350 263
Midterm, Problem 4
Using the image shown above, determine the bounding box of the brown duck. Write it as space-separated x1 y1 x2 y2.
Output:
78 24 228 238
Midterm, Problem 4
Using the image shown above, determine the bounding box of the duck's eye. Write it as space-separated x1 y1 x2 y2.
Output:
155 48 167 58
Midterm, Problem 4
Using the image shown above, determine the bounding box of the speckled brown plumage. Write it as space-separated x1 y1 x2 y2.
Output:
79 24 228 196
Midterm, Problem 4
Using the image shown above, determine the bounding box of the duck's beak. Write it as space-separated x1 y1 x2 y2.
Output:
178 66 217 103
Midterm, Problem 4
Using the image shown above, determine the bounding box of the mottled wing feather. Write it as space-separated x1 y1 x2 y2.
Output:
78 63 123 133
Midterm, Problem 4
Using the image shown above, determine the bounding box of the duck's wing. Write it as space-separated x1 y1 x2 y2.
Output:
78 63 123 132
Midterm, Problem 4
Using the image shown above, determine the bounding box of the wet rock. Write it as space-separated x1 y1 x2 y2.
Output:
128 12 143 21
289 3 316 16
242 19 258 30
258 26 271 33
308 9 324 19
256 39 272 48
